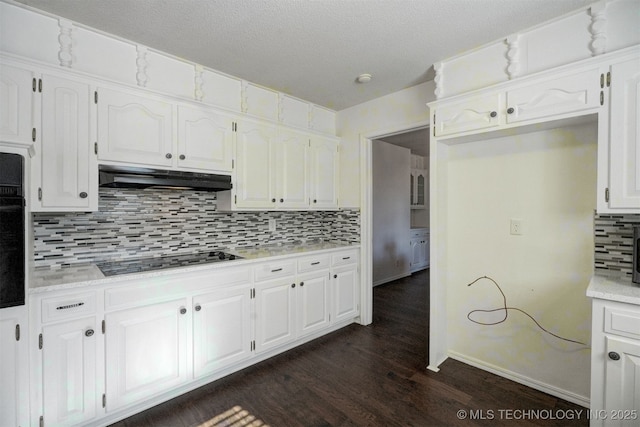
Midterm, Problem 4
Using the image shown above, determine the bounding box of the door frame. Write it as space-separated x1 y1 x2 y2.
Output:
358 120 431 327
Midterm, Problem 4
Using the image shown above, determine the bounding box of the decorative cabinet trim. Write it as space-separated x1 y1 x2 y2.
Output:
57 18 74 68
135 45 149 88
194 64 204 101
506 34 521 80
589 1 608 57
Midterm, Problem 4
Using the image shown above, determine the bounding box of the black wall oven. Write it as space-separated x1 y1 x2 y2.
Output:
0 152 25 308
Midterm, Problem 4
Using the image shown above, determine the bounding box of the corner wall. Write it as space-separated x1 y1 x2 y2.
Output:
444 122 597 403
336 81 436 208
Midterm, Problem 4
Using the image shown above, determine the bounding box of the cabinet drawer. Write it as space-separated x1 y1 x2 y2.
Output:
434 92 501 137
41 292 97 323
604 307 640 340
411 229 429 238
297 255 330 273
331 250 358 267
254 261 296 282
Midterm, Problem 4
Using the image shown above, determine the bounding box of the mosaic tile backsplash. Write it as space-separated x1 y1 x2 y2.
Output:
594 213 640 280
33 188 360 269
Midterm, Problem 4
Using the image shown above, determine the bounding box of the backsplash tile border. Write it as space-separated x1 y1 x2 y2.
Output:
33 188 360 269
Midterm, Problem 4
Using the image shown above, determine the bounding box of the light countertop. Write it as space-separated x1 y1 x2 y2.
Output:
30 241 359 294
587 274 640 305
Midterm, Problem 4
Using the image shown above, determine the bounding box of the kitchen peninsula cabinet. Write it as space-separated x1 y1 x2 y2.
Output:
32 73 97 212
588 277 640 427
0 62 36 147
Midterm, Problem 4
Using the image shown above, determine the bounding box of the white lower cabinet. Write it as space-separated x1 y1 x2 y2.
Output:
105 298 189 411
590 298 640 427
30 247 360 426
192 285 252 378
410 229 430 273
0 307 29 427
42 316 99 426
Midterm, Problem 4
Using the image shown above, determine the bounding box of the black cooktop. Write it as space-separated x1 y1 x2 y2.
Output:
96 251 242 276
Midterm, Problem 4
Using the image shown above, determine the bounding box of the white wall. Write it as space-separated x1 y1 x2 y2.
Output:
445 122 597 402
337 81 436 207
372 140 411 285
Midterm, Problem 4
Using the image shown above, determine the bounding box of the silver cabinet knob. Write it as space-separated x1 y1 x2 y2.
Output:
195 304 201 312
85 329 94 337
166 153 173 159
180 307 187 315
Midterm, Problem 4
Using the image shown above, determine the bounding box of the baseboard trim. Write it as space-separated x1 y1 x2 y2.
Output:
447 351 590 408
373 272 411 287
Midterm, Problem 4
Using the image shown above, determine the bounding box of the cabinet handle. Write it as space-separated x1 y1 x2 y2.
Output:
334 274 337 279
507 107 515 115
180 307 187 315
311 262 320 265
85 329 94 337
166 153 173 159
291 283 296 288
342 256 351 260
490 111 497 118
195 304 201 312
272 198 276 203
271 268 283 272
179 154 186 160
280 198 284 203
79 192 88 199
608 351 621 361
313 199 317 203
38 187 42 201
300 282 304 287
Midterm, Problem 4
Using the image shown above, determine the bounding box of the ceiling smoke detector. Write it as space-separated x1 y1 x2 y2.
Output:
356 73 372 84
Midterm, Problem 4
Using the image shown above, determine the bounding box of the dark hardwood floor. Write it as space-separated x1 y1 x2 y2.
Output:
110 270 589 427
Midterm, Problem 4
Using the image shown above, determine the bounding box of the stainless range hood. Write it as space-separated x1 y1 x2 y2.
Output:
99 165 232 192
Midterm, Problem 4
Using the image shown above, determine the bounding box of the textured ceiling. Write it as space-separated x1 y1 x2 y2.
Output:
13 0 594 110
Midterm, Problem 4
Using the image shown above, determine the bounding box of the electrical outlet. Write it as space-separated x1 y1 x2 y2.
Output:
268 219 276 232
510 219 523 235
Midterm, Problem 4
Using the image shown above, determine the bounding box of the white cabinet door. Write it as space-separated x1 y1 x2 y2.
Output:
411 169 427 209
297 272 330 338
34 74 96 211
410 238 421 272
0 63 35 147
332 265 359 323
192 285 252 379
604 336 640 426
273 129 309 209
309 136 339 209
105 298 189 411
0 310 29 427
97 87 174 167
255 279 295 353
42 316 99 427
423 233 430 268
609 57 640 210
235 120 277 209
505 67 601 124
177 105 234 173
434 93 501 137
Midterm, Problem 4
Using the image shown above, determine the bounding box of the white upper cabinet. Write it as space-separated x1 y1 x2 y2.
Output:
505 66 601 124
607 56 640 211
233 119 277 209
434 92 502 137
177 105 234 173
96 86 174 167
309 136 339 209
272 129 309 209
0 63 35 147
33 73 97 212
